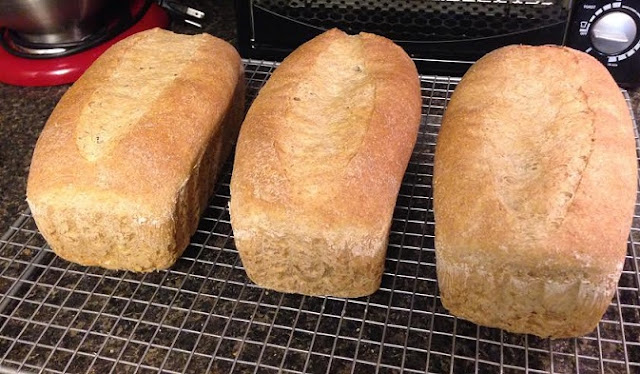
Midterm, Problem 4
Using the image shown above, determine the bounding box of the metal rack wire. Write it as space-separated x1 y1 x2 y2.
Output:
0 59 639 373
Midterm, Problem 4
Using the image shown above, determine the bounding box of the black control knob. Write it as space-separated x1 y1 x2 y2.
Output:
590 11 637 55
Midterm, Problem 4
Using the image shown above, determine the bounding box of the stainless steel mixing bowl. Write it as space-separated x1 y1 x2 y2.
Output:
0 0 111 44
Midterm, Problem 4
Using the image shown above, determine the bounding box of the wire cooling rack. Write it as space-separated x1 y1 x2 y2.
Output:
1 59 639 374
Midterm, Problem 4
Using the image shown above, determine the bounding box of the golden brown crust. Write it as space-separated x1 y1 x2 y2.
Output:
26 28 244 271
230 29 422 297
433 45 637 338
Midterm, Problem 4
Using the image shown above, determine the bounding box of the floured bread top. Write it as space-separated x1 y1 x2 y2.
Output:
487 78 595 227
27 28 242 216
274 34 375 198
433 44 637 270
75 32 201 162
230 28 422 234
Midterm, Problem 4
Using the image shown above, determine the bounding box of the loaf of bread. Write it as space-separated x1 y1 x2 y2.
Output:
26 29 244 272
433 45 637 338
229 29 422 297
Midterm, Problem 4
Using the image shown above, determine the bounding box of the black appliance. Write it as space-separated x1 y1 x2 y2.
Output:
236 0 640 86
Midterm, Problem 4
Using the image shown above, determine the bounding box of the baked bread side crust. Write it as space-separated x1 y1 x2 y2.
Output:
433 45 637 338
230 29 422 297
27 29 244 271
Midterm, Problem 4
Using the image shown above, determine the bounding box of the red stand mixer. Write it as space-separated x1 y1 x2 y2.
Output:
0 0 203 86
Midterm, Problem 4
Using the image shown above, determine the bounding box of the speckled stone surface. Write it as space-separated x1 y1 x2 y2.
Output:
1 4 640 372
631 90 640 122
0 0 236 234
0 84 69 233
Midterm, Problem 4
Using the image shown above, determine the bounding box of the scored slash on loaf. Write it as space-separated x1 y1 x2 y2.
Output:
433 45 638 338
26 28 244 272
229 29 422 297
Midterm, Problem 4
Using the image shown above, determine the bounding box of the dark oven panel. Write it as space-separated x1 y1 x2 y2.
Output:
251 0 567 40
237 0 570 76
